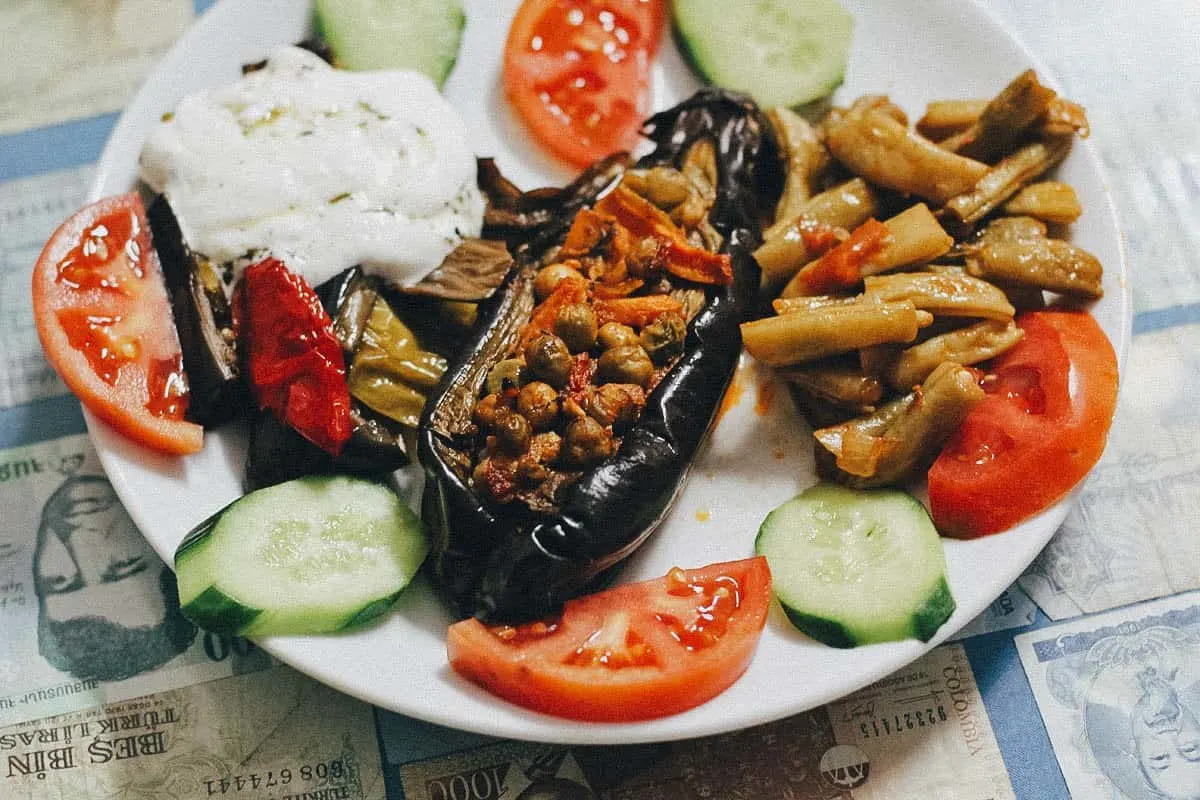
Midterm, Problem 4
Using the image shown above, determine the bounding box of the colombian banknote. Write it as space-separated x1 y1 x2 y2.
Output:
1018 325 1200 620
1016 591 1200 800
0 434 270 728
1 662 386 800
0 167 93 408
0 0 193 135
392 645 1013 800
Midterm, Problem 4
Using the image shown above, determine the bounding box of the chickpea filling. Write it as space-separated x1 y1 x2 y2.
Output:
469 148 730 511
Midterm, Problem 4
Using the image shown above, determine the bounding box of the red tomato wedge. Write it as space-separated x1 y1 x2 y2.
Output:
503 0 666 167
32 194 203 455
447 557 771 721
928 310 1118 538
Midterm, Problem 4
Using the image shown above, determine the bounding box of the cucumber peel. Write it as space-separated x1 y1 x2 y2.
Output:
175 475 429 637
755 482 955 648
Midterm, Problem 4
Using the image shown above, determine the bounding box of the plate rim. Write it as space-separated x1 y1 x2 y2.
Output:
83 0 1133 744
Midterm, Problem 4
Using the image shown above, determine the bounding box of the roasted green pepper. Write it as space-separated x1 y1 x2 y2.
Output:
348 298 447 428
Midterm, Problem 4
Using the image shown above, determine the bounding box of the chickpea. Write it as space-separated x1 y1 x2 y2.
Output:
471 458 490 489
597 322 639 351
514 455 549 487
596 345 654 388
517 381 560 431
494 410 531 455
560 395 587 421
639 311 687 365
627 236 664 277
624 167 690 208
561 416 615 467
586 383 646 430
472 392 507 431
485 358 523 395
553 303 598 353
533 262 584 301
523 333 573 388
528 431 562 464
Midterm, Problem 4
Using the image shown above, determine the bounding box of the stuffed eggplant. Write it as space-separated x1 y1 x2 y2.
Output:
419 90 781 621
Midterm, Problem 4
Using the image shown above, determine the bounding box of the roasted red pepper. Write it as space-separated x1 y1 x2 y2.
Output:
235 258 352 455
595 185 733 285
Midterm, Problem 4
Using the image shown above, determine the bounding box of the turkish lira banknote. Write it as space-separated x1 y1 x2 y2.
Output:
0 433 270 728
0 0 193 135
1016 591 1200 800
392 644 1014 800
1 662 386 800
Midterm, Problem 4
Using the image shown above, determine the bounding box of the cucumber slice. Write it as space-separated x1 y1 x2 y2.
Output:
672 0 854 108
755 483 955 648
314 0 466 87
175 475 428 636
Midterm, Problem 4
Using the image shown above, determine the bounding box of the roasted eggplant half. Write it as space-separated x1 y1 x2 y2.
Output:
148 197 248 428
420 89 781 621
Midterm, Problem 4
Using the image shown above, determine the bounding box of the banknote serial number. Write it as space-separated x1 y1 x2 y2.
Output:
859 706 948 738
203 760 345 795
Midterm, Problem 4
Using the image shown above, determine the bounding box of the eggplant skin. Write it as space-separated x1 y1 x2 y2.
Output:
147 197 249 428
420 89 781 622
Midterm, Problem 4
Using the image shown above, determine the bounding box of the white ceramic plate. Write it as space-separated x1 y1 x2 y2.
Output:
89 0 1130 744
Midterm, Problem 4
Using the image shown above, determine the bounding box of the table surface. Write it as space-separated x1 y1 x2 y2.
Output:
2 2 1198 799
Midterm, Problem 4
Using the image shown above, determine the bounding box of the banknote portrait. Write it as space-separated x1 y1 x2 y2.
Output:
0 435 269 729
1024 612 1200 800
33 473 196 682
1076 632 1200 800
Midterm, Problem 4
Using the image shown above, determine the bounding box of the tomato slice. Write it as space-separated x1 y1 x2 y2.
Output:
32 194 203 455
446 557 771 721
928 310 1118 538
503 0 666 167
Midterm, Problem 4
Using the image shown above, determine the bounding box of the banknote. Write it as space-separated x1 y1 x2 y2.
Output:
1 662 386 799
400 741 595 800
391 645 1013 800
0 433 270 728
1018 326 1200 620
0 166 96 408
950 585 1039 641
0 0 193 135
1015 590 1200 800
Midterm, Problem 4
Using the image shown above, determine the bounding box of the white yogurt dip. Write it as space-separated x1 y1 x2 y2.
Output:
139 45 484 288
